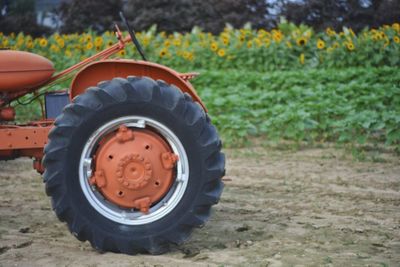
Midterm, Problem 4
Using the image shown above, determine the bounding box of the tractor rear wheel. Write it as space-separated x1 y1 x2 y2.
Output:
43 76 225 254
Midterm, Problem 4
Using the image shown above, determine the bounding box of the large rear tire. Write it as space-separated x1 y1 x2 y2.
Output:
43 76 225 254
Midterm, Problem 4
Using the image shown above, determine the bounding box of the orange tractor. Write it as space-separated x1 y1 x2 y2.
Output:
0 13 224 254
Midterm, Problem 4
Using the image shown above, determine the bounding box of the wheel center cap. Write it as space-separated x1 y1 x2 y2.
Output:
116 153 152 190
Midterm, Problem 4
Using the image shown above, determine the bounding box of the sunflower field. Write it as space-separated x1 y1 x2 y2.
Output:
1 22 400 152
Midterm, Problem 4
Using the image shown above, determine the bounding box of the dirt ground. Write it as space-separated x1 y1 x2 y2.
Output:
0 146 399 267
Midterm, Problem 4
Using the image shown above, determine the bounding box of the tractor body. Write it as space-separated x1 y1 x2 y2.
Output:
0 23 224 255
0 40 204 172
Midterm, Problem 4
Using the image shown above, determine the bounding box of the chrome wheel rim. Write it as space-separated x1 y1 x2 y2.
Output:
79 116 189 225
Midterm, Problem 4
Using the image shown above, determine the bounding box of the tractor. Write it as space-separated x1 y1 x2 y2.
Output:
0 13 225 254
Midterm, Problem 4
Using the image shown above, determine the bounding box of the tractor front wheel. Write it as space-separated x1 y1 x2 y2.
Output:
43 76 224 254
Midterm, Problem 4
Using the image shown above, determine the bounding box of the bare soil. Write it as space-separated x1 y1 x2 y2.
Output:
0 146 399 267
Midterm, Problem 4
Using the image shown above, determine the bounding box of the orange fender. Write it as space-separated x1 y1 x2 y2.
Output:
70 59 206 111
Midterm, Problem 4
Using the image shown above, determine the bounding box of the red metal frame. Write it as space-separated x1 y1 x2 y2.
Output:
0 26 203 174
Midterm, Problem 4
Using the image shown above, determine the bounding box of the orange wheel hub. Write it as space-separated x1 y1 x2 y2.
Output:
89 125 178 213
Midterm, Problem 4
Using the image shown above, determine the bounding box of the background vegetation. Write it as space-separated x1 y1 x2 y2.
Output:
1 22 399 153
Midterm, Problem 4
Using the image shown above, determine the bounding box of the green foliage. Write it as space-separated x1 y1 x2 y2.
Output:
191 67 400 152
1 24 399 153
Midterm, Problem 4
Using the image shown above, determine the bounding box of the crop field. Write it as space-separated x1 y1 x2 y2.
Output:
0 23 399 266
1 23 399 152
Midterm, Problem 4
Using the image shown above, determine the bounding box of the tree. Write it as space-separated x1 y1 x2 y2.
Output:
123 0 274 34
0 0 50 36
58 0 123 33
280 0 400 32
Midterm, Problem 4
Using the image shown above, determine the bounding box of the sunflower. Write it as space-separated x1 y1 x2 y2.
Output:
222 36 230 45
50 44 60 53
317 39 325 49
107 40 114 47
39 38 48 47
210 42 218 51
286 41 292 49
392 23 400 31
325 27 336 36
118 50 126 57
393 36 400 44
247 40 253 48
26 39 33 49
183 51 190 59
164 40 171 47
65 50 72 58
296 37 307 46
57 38 65 48
299 53 305 65
94 36 103 47
272 30 283 42
345 42 355 51
159 48 168 57
86 42 93 50
173 38 181 46
217 48 226 57
183 51 194 61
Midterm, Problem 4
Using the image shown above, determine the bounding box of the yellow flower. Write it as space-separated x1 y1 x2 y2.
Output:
183 40 190 48
217 48 226 57
239 35 245 42
326 27 336 36
173 38 181 46
107 40 114 47
317 39 325 49
299 53 305 65
210 41 218 51
392 23 400 31
393 36 400 44
183 51 194 61
65 50 72 58
286 41 292 48
222 36 230 45
254 38 262 47
86 35 92 42
39 38 48 47
25 39 33 49
50 44 60 53
345 42 355 51
296 37 307 46
57 38 65 48
94 37 103 47
164 40 171 47
159 47 168 57
272 30 283 42
257 29 268 38
118 50 125 57
246 40 253 48
86 42 93 50
26 42 33 49
2 38 9 47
